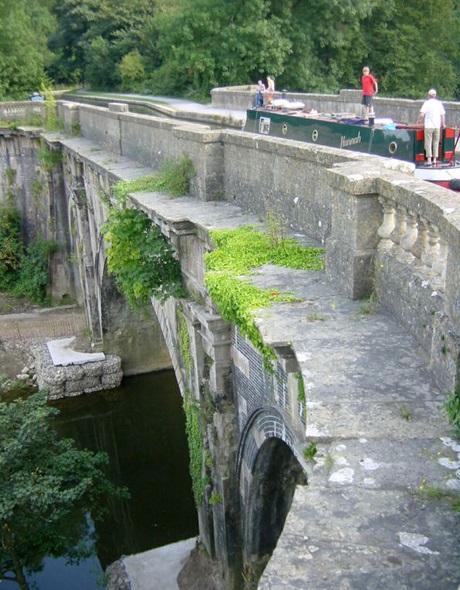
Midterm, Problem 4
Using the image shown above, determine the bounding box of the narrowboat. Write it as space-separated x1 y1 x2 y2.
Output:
245 101 460 191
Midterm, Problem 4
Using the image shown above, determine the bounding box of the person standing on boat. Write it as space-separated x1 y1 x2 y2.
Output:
417 88 446 166
255 80 266 108
361 66 378 122
266 76 275 106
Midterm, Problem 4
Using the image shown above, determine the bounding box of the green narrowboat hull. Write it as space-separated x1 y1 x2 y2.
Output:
245 108 455 165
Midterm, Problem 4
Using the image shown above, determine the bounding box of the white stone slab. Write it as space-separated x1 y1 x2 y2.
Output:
47 337 105 366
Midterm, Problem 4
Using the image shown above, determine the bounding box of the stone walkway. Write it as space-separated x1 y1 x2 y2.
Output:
249 266 460 589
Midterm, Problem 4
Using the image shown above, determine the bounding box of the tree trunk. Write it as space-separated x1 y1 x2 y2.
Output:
2 520 29 590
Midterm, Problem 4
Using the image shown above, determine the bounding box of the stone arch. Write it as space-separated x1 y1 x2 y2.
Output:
238 407 307 585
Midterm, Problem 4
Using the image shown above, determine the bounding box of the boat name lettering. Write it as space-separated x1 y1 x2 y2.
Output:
340 132 362 149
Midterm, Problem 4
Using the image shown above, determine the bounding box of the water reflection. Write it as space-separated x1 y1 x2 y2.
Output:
52 370 198 569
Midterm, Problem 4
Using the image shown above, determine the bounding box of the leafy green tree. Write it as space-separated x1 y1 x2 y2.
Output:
0 0 54 99
85 35 120 89
362 0 460 98
271 0 377 93
151 0 291 97
119 49 146 91
48 0 156 87
0 392 127 590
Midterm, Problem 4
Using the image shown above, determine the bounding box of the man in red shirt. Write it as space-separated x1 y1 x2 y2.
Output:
361 66 378 122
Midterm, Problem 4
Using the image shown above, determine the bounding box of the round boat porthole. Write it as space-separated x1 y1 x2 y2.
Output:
389 141 397 155
312 129 319 142
282 123 288 135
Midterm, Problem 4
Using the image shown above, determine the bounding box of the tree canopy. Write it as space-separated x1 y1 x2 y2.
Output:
0 392 127 589
1 0 460 102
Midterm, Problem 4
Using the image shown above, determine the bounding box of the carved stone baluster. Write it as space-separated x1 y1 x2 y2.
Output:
431 238 448 291
399 211 418 265
389 205 407 256
409 215 428 271
420 223 440 282
377 197 396 251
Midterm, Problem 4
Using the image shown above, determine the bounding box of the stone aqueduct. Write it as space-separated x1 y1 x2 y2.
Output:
1 91 460 588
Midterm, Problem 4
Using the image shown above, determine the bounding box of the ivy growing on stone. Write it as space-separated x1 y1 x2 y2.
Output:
177 307 193 379
102 207 184 308
101 159 195 309
183 389 206 506
445 386 460 435
204 225 324 368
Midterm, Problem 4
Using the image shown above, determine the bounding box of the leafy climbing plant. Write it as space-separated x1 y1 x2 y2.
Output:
204 225 325 367
101 159 195 309
102 207 184 308
445 387 460 435
183 389 206 506
12 236 58 304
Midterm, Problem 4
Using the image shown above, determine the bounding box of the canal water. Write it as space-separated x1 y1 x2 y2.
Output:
4 370 198 589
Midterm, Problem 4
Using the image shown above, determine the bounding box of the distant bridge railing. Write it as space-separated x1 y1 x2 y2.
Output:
0 101 46 123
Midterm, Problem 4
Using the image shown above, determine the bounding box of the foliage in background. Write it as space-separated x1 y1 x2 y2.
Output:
119 49 146 91
102 158 195 309
0 391 128 589
151 0 291 97
0 204 56 305
0 0 54 100
2 0 460 100
204 226 324 367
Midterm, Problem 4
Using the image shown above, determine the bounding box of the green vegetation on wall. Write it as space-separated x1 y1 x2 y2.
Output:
204 225 324 367
101 158 195 309
0 204 57 305
12 237 58 304
445 387 460 436
183 389 206 506
37 141 63 172
102 207 184 308
177 307 193 378
0 206 22 290
112 156 195 200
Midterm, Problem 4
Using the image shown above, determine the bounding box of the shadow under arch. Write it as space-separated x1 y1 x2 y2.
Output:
243 436 307 587
99 259 172 375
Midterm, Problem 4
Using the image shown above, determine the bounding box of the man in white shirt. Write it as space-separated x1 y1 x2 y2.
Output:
417 88 446 166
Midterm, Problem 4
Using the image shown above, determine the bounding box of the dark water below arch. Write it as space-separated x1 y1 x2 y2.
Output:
53 369 198 568
3 370 198 590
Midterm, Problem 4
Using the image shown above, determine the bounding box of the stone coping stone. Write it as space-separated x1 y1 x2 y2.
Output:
47 336 105 366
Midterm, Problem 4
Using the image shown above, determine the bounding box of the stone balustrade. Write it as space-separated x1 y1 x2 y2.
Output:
378 197 447 291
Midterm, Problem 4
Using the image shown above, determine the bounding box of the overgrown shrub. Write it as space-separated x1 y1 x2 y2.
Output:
0 205 57 305
102 159 195 309
12 237 58 304
0 206 23 290
102 207 184 308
